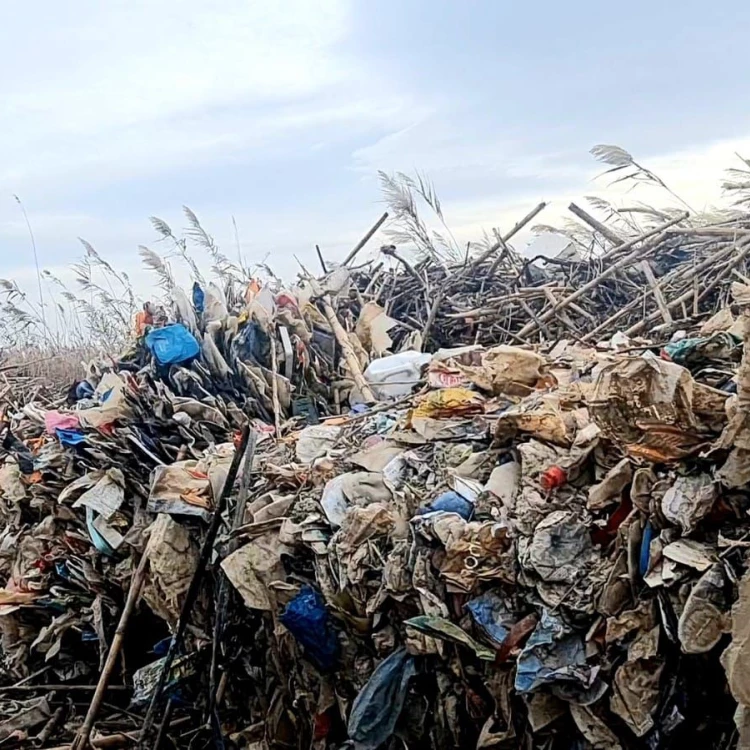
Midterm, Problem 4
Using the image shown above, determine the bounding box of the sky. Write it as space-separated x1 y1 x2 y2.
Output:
3 0 750 300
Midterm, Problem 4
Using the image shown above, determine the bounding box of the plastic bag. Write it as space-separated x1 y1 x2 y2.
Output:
417 490 474 520
280 586 339 671
145 324 201 365
347 647 417 750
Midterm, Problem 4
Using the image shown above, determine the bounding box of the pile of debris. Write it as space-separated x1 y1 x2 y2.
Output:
3 204 750 749
344 206 750 352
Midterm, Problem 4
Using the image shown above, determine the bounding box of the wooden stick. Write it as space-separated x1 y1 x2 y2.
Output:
541 288 582 339
519 299 551 339
501 202 549 243
639 260 673 324
319 293 376 402
470 202 547 268
70 552 150 750
517 213 688 338
421 291 444 347
48 734 137 750
343 212 389 266
315 245 328 274
381 246 427 290
269 336 282 436
568 202 626 246
209 430 257 719
693 275 700 316
568 300 597 325
37 705 65 745
154 698 175 750
0 684 129 693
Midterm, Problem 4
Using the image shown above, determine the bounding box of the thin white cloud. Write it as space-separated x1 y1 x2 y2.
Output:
0 0 417 192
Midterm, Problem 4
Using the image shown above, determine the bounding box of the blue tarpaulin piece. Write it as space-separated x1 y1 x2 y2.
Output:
56 428 86 446
280 586 339 671
146 324 201 366
348 648 417 750
85 507 116 556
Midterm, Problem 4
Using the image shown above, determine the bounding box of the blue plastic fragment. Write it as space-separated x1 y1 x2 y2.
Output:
348 648 417 750
153 636 173 657
515 609 591 695
640 520 655 577
75 380 95 400
56 428 86 446
85 507 116 556
192 282 205 314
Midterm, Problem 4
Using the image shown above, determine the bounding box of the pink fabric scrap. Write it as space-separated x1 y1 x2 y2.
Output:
44 411 81 435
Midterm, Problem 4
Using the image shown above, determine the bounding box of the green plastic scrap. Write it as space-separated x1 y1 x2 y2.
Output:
404 615 495 661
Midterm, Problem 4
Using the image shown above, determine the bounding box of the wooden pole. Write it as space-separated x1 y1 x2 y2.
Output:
315 245 328 274
639 260 673 324
342 212 389 266
568 202 626 247
470 202 547 268
320 293 376 402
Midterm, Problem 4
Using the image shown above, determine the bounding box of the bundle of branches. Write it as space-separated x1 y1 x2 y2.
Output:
336 150 750 352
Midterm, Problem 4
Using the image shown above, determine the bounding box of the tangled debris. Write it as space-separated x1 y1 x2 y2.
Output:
4 201 750 749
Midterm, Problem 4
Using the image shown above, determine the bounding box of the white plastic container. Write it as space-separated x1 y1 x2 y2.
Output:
363 350 432 401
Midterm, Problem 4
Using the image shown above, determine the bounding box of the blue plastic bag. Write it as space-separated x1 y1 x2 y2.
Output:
145 324 201 366
639 521 655 576
417 490 473 520
280 586 339 671
192 282 205 314
348 648 417 750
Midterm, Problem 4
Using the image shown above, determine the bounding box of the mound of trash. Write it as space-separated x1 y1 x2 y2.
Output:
2 205 750 749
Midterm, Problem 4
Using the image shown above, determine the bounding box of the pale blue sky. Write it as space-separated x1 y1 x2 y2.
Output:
1 0 749 292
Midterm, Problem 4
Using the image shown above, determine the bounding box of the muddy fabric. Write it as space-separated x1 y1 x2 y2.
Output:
142 515 199 626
